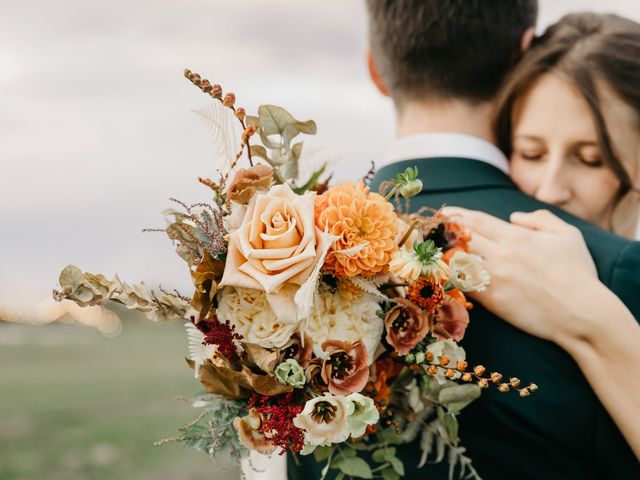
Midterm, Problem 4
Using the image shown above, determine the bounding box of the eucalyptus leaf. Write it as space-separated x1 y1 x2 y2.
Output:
53 265 189 321
291 141 303 162
249 145 269 160
381 467 400 480
389 457 405 476
377 427 405 445
438 409 459 447
336 457 373 479
295 119 317 134
372 447 396 463
372 449 387 463
258 105 295 136
313 445 333 462
333 447 357 464
259 127 282 150
277 152 299 180
438 384 482 414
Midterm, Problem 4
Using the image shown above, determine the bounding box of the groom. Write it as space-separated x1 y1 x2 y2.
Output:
289 1 640 479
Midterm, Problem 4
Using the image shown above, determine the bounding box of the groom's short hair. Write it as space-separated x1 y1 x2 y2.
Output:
366 0 538 104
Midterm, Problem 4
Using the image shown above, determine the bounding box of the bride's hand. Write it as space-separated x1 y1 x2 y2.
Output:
442 207 599 344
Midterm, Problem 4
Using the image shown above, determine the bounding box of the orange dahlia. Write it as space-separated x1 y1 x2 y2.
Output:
315 181 398 277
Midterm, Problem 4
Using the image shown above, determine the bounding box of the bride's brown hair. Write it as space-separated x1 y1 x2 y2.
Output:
494 13 640 233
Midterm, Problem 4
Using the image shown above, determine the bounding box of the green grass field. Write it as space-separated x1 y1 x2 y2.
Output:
0 313 239 480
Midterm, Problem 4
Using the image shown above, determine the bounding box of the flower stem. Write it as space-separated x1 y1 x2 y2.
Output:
397 220 418 248
384 186 398 201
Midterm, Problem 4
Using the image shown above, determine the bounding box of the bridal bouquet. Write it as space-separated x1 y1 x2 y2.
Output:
53 69 536 480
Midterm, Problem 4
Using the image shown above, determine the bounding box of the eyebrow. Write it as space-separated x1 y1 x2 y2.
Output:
513 135 599 148
512 134 542 142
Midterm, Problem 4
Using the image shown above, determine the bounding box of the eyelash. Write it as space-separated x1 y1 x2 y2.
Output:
517 151 604 168
576 155 604 168
519 152 543 161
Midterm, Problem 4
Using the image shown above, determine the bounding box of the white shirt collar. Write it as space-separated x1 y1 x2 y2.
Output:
381 132 510 175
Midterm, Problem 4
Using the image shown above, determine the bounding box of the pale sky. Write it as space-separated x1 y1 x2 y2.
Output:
2 0 640 303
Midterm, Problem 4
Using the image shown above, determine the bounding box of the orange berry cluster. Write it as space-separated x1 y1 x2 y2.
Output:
423 354 538 397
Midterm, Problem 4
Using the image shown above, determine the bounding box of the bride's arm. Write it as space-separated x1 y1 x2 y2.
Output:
554 277 640 460
443 207 640 459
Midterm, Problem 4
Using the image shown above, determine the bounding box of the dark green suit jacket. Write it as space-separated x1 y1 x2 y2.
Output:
288 157 640 480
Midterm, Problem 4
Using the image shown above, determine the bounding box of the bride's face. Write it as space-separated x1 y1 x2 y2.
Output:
509 73 639 230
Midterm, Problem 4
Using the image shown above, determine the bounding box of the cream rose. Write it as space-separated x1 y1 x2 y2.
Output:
216 286 298 349
304 290 383 366
220 184 330 324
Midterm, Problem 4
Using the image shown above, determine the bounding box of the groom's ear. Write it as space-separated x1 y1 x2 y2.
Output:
367 49 389 97
521 27 536 52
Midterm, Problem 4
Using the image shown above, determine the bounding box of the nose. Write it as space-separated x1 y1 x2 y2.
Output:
534 156 572 206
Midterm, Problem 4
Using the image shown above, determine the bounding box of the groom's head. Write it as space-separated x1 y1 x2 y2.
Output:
366 0 538 108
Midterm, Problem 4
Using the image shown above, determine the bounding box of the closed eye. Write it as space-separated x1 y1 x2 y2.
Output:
519 152 544 161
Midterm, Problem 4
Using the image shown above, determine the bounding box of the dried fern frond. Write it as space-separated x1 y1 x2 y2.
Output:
192 102 240 172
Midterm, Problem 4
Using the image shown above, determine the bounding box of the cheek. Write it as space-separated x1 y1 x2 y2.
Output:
578 170 620 216
510 156 542 195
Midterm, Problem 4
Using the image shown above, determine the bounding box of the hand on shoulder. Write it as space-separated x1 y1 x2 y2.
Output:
442 207 604 345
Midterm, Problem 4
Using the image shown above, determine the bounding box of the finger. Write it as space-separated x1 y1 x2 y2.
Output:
510 209 570 233
467 231 496 259
441 206 514 241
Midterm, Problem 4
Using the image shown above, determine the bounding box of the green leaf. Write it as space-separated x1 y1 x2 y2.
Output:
336 457 373 479
313 445 333 462
371 449 386 463
293 163 327 194
249 145 269 160
389 457 405 476
438 384 482 414
438 407 459 446
377 427 405 445
259 127 282 150
291 141 303 162
381 467 400 480
333 447 357 464
372 447 396 463
258 105 296 136
295 119 317 134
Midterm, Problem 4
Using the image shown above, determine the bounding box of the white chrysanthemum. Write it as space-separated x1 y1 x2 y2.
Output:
293 394 354 447
304 290 383 365
448 251 490 292
426 339 466 385
217 286 298 349
389 249 450 283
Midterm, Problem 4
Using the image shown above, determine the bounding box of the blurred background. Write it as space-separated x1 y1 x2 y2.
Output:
2 1 640 479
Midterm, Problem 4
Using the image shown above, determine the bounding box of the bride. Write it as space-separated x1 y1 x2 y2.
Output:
446 12 640 459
